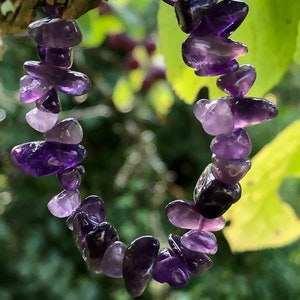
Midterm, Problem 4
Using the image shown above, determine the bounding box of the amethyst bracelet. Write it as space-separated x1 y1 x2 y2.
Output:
11 0 278 297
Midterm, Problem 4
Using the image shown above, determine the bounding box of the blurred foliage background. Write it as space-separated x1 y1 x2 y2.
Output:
1 0 300 299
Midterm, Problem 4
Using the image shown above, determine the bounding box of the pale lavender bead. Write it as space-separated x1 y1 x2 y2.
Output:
217 65 256 97
20 75 51 103
194 99 234 135
44 118 83 144
166 199 226 231
25 107 58 132
210 128 252 160
181 230 218 254
47 189 80 218
100 241 127 278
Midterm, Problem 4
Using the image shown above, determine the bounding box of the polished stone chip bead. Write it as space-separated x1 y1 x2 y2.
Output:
44 118 83 144
168 234 213 275
211 154 251 185
175 0 217 33
194 99 234 135
28 18 82 48
165 199 226 231
217 64 256 97
47 189 80 218
210 128 252 160
181 230 217 254
36 88 61 114
152 248 190 287
162 0 176 5
227 97 278 128
123 236 160 297
38 46 73 69
194 0 249 37
85 222 119 273
195 59 239 77
100 241 127 278
20 75 51 103
67 195 107 230
11 141 86 177
194 164 241 218
26 107 58 132
57 165 85 191
24 61 90 96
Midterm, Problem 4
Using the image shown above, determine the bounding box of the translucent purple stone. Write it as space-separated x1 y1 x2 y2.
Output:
100 241 127 278
211 154 251 185
210 128 252 160
165 199 226 231
152 248 190 287
11 141 86 177
38 46 73 69
24 61 90 96
182 35 247 76
57 165 85 191
181 230 217 254
123 236 160 297
194 98 234 135
227 97 278 128
194 0 249 37
162 0 176 6
36 88 61 114
20 75 51 103
85 222 119 273
28 18 82 48
47 189 80 218
194 164 241 218
44 118 83 144
25 108 58 132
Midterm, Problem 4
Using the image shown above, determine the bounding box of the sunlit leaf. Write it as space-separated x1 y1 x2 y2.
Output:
112 77 134 112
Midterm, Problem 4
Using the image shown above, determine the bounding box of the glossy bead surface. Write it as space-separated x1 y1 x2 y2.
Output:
38 46 73 69
57 165 85 191
25 108 58 133
36 88 61 114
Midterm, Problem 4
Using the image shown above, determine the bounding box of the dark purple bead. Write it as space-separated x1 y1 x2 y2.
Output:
210 128 252 160
85 222 119 273
194 0 249 37
36 88 61 114
162 0 177 5
217 65 256 97
168 234 213 275
24 61 90 96
11 141 86 177
194 59 239 76
57 165 85 191
38 46 73 69
152 248 190 287
28 18 82 48
194 164 241 218
123 236 160 297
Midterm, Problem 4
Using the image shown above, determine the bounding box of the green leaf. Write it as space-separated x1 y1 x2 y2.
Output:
112 77 135 112
223 120 300 252
293 21 300 64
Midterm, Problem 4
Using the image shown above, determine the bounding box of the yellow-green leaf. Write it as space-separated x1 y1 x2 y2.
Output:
223 120 300 252
112 77 134 112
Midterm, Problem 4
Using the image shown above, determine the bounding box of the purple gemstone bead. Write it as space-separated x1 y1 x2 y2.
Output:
211 154 251 185
182 35 247 75
123 236 160 297
47 189 80 218
36 88 61 114
168 234 213 275
194 164 241 218
85 222 119 273
227 97 278 128
162 0 176 6
194 59 239 76
38 46 73 69
194 98 234 135
25 108 58 132
28 18 82 48
11 141 86 177
210 128 252 160
194 0 249 37
166 199 226 231
181 230 217 254
100 241 127 278
217 65 256 97
44 118 83 144
20 75 51 104
57 165 85 191
152 248 190 287
24 61 90 96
